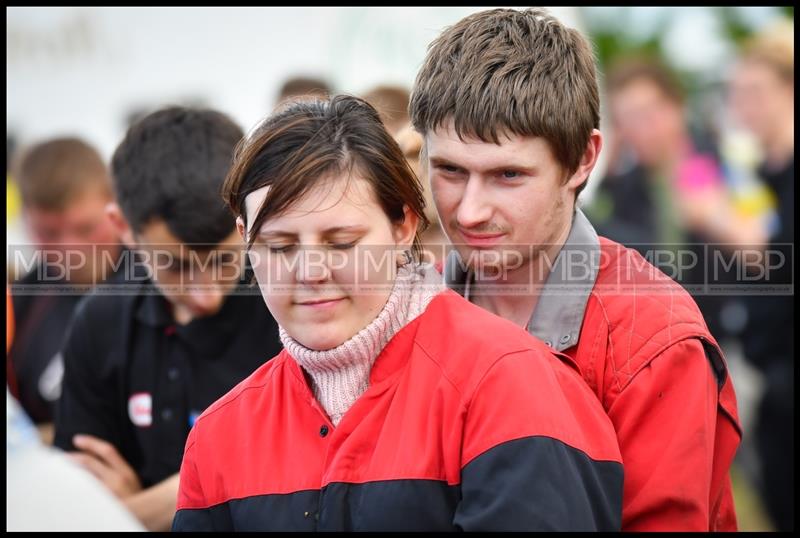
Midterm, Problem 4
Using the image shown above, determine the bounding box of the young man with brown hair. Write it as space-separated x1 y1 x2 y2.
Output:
410 7 741 531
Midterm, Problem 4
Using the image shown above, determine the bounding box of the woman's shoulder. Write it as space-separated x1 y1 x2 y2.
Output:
413 291 556 388
422 290 549 349
193 350 291 429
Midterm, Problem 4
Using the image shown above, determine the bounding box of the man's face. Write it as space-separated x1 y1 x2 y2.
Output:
133 219 243 321
426 121 579 277
24 188 120 284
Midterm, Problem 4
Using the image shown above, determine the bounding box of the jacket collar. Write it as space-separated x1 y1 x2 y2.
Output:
444 208 601 351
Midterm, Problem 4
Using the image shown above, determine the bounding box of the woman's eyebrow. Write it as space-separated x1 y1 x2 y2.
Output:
257 225 366 239
322 226 366 235
256 230 297 240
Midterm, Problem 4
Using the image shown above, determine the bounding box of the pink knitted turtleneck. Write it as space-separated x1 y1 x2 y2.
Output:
280 263 444 426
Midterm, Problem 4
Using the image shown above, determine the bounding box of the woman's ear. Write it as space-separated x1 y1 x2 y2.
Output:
393 205 419 247
236 216 248 243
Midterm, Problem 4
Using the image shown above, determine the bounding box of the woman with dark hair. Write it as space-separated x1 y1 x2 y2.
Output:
172 95 623 531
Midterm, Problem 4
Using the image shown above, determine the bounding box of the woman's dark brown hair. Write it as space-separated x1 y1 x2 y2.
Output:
223 95 429 260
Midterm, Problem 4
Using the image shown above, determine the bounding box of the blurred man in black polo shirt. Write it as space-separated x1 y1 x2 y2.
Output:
53 107 282 531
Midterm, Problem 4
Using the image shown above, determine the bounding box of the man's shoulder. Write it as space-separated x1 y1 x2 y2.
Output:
10 266 58 313
65 290 145 359
593 236 703 317
589 237 710 337
73 289 138 324
597 236 679 282
582 237 719 393
16 267 45 286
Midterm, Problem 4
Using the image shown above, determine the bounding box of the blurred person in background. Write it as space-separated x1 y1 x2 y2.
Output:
593 58 725 245
410 8 741 530
53 107 282 530
362 84 411 136
7 287 143 532
589 57 760 344
728 23 794 532
7 389 145 532
274 75 331 108
8 137 123 443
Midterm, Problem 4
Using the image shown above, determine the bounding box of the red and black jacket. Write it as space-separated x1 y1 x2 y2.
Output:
174 291 623 531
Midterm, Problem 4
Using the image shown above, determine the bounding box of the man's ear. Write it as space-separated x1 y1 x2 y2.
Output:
566 128 603 193
236 216 248 243
105 202 135 249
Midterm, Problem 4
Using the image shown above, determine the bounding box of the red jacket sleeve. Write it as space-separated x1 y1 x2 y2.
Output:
606 338 736 531
173 428 219 531
176 428 203 510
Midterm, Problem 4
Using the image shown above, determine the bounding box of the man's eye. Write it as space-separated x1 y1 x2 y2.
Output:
501 170 520 179
330 241 356 250
267 245 294 253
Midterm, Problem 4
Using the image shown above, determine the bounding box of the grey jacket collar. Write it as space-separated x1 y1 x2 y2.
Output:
443 208 601 351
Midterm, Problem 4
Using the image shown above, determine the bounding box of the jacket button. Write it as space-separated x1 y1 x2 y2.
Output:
319 425 329 437
560 334 571 344
544 340 552 347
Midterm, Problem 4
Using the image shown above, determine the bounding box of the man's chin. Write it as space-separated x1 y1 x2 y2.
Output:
471 262 507 281
457 246 525 274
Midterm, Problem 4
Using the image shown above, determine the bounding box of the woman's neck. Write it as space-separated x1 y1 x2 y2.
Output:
280 263 444 425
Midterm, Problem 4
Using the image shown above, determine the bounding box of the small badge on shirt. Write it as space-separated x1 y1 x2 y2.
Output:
189 410 200 428
38 352 64 402
128 392 152 427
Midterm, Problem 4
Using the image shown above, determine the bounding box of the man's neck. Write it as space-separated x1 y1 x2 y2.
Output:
471 279 540 329
470 229 570 329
